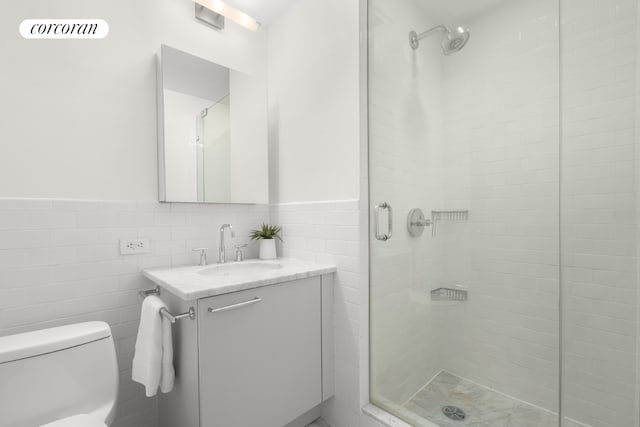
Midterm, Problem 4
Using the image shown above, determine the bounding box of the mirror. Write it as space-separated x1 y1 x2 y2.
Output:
157 45 268 203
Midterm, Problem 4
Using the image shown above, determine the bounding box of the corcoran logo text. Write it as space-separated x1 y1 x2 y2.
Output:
19 19 109 39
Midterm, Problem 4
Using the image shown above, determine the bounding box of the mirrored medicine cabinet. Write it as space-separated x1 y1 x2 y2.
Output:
156 45 268 204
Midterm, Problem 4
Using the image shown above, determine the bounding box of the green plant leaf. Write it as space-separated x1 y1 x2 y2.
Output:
249 223 283 241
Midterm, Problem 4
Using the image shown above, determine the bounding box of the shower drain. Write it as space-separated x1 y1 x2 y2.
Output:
442 406 466 421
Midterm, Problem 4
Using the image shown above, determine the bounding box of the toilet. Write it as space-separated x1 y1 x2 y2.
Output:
0 322 118 427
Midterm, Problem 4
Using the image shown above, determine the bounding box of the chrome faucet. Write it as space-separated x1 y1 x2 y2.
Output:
192 248 208 266
219 224 235 263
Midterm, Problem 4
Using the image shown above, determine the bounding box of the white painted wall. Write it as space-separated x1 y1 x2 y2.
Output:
228 70 269 204
0 2 362 427
267 0 361 204
266 2 364 426
0 2 271 427
0 0 267 201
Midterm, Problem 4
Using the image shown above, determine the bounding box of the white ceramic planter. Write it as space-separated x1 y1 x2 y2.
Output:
259 239 277 260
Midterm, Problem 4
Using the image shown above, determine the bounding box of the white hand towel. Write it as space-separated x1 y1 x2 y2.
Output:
132 295 175 397
160 311 175 394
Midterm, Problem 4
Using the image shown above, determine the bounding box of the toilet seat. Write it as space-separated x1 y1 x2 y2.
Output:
40 414 107 427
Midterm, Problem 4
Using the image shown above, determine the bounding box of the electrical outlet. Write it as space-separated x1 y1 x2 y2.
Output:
119 238 150 255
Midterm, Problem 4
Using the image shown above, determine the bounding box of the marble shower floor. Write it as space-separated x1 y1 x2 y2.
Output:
402 372 557 427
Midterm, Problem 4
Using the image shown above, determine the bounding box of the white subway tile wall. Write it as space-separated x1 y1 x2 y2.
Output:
369 0 559 412
368 0 640 426
441 0 561 412
0 198 269 427
368 0 449 407
562 0 639 426
270 200 362 427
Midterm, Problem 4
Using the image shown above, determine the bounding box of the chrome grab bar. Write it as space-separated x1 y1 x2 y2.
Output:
208 297 262 314
374 202 392 241
139 286 196 323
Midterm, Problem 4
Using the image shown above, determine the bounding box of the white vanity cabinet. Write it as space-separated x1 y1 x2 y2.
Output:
199 277 322 427
153 267 335 427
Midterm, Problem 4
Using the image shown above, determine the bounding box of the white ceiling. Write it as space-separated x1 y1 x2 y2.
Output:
416 0 509 24
224 0 297 26
219 0 510 30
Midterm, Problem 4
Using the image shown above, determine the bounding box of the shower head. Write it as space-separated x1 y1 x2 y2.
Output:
442 26 470 55
409 25 470 55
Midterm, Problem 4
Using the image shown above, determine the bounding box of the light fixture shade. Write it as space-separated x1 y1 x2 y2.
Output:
194 0 261 31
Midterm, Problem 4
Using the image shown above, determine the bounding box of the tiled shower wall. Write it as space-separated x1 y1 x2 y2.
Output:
0 198 269 427
442 0 640 424
368 0 448 407
441 0 561 411
562 0 639 426
369 0 640 426
368 0 562 413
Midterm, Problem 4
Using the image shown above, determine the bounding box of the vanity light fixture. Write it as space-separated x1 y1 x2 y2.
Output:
194 0 261 32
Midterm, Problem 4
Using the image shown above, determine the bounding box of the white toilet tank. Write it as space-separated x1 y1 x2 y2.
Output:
0 322 119 427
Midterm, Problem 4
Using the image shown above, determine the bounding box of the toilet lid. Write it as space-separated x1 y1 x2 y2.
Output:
40 414 107 427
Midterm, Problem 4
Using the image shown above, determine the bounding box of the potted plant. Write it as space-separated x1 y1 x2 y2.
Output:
250 223 282 260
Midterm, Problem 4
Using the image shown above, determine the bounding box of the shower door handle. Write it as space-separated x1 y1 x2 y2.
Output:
374 202 392 241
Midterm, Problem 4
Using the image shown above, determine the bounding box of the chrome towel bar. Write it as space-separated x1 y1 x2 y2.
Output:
138 286 196 323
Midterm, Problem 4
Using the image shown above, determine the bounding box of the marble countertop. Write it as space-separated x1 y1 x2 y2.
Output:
142 258 336 301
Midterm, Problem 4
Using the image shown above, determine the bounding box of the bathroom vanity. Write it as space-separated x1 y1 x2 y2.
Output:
143 258 335 427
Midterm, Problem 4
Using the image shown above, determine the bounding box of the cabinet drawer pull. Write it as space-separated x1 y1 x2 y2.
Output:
207 297 262 314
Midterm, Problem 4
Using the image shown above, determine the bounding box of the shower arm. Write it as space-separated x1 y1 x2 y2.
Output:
412 25 448 43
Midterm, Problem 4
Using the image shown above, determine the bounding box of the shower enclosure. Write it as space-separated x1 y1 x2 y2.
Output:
368 0 640 426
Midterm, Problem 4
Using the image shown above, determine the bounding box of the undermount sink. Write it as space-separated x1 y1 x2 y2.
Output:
197 261 283 277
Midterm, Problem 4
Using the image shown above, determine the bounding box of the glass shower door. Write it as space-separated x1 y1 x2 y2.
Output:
369 0 561 425
560 1 640 426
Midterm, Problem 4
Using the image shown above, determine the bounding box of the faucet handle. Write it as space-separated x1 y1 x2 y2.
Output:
192 248 208 266
220 223 235 238
234 244 247 262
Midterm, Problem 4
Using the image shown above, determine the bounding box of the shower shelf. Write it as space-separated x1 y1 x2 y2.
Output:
431 287 468 302
431 210 469 237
